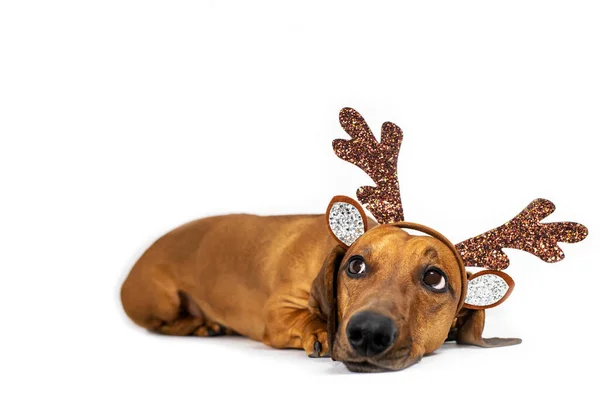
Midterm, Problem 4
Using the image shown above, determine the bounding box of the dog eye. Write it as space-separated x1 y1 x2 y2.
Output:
347 257 367 277
422 267 447 292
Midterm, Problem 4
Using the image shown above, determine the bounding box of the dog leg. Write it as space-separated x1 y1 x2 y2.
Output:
300 315 330 358
160 291 236 337
193 322 237 337
159 315 236 337
262 295 329 357
158 315 205 336
154 291 206 335
122 264 232 337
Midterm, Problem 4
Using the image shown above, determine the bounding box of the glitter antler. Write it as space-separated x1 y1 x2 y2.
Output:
455 198 588 270
333 108 404 224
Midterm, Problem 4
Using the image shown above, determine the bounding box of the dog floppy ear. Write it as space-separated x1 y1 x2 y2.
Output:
308 245 346 358
326 195 369 248
448 271 521 347
451 308 521 348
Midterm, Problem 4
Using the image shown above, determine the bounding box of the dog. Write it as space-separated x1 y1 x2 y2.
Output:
121 207 520 372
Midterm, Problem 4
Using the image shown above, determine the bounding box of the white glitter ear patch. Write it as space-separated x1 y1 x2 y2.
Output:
328 202 365 247
464 271 514 309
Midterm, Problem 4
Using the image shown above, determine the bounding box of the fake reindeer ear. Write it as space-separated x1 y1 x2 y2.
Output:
463 270 515 310
448 271 521 347
326 195 369 248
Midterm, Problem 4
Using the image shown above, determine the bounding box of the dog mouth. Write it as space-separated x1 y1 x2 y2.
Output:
341 352 411 373
343 361 393 373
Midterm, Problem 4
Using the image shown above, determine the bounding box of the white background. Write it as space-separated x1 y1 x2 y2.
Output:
1 1 599 399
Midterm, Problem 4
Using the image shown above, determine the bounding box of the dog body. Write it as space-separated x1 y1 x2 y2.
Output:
121 211 506 371
122 214 344 356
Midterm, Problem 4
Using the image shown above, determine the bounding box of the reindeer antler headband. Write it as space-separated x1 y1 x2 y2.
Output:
326 107 588 310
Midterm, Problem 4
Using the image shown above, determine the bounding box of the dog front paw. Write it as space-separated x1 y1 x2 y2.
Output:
303 330 329 358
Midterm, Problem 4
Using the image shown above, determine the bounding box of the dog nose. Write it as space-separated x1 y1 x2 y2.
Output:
346 311 398 357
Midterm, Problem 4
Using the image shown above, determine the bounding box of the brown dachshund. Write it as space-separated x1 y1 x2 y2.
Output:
120 208 519 372
121 108 587 372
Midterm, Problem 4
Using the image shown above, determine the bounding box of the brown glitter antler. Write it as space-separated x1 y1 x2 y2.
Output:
455 198 588 270
333 108 404 224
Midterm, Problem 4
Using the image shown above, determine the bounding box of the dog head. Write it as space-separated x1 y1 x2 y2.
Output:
310 107 587 372
309 196 520 372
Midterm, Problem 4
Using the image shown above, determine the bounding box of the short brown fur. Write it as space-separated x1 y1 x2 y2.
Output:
121 213 516 372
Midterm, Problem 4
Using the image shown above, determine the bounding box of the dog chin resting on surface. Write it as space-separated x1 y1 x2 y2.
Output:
120 207 519 373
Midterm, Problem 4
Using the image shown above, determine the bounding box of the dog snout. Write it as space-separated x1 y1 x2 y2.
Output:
346 311 398 357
